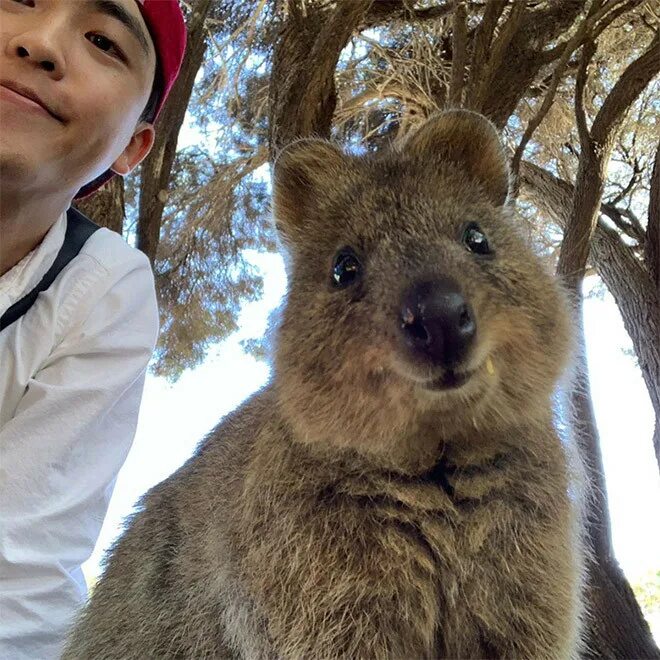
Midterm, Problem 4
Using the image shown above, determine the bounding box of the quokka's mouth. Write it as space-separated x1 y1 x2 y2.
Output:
422 368 473 391
420 356 495 392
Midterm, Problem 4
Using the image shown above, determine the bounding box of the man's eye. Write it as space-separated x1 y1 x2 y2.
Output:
9 0 36 6
87 33 123 59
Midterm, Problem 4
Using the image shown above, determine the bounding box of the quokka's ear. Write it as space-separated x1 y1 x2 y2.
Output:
272 138 350 238
404 110 510 206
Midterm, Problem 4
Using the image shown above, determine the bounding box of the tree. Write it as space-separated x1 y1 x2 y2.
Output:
77 1 660 654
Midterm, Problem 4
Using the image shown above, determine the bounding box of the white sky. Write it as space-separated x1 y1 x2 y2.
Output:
83 250 659 638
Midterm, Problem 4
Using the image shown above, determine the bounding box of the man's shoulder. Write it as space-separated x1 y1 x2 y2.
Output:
42 219 158 346
65 226 158 333
77 224 152 278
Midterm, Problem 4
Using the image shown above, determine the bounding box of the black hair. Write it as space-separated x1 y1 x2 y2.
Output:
139 59 163 124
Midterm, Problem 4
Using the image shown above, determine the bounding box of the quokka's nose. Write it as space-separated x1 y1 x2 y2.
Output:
400 277 476 368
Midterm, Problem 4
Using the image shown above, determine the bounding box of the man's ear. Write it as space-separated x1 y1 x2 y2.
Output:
110 123 156 176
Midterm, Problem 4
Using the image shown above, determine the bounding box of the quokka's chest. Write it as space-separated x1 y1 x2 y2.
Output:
365 480 566 641
352 464 562 593
238 458 574 659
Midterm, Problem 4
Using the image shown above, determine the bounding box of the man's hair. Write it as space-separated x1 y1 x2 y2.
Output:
139 61 164 124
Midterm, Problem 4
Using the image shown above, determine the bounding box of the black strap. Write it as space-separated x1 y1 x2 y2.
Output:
0 207 100 331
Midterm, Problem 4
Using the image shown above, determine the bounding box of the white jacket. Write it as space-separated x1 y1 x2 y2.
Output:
0 212 159 659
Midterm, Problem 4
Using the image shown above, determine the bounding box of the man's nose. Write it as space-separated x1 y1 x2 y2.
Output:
9 27 67 80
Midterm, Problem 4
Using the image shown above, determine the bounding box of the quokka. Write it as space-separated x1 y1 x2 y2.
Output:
64 109 585 659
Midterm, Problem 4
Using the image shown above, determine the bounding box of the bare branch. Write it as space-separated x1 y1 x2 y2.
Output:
449 0 467 107
519 160 645 247
472 1 527 112
591 30 660 145
269 0 374 153
508 2 642 190
511 28 594 185
361 1 452 29
591 0 645 41
575 39 596 150
606 159 642 207
648 139 660 288
550 25 658 291
538 0 627 63
600 204 645 243
478 0 586 126
465 0 506 106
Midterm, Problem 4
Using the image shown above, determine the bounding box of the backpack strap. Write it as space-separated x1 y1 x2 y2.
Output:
0 207 100 332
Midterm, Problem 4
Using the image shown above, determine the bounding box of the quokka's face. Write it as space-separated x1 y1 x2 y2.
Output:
273 111 572 460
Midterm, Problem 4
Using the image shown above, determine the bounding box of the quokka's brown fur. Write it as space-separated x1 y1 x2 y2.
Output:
64 110 585 659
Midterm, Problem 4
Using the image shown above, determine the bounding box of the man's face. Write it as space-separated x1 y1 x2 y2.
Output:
0 0 157 196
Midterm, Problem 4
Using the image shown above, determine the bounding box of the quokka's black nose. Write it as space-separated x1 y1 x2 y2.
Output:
400 277 476 368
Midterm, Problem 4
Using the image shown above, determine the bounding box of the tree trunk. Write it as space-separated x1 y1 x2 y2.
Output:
567 300 659 659
268 0 374 155
522 159 660 656
647 140 660 469
74 176 125 235
567 303 660 658
551 157 654 659
585 557 660 659
521 161 660 475
136 0 213 264
592 224 660 472
551 32 660 654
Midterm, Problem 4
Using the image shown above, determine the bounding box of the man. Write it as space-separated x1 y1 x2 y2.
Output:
0 1 186 657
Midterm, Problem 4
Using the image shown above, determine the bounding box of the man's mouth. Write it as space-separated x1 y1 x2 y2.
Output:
0 80 64 122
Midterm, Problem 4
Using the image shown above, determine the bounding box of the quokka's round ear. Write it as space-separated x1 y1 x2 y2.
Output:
404 110 510 206
272 138 349 237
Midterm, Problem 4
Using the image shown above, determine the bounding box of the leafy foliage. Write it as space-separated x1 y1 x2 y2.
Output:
108 0 658 386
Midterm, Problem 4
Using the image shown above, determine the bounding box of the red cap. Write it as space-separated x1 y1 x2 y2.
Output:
75 0 187 199
138 0 187 119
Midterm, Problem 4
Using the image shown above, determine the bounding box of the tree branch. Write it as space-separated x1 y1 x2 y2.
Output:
137 0 213 263
591 30 660 145
268 0 374 154
606 159 642 208
556 30 660 292
600 204 645 244
538 0 628 64
511 31 593 185
449 0 467 107
591 0 645 42
575 39 596 150
465 0 506 107
471 1 527 113
361 1 452 29
478 0 586 126
520 159 660 476
509 0 646 185
648 139 660 289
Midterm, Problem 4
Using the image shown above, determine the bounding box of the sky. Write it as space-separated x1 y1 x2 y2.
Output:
82 249 660 638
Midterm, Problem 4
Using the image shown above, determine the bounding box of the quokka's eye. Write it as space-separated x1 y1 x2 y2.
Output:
332 248 362 289
462 222 493 256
